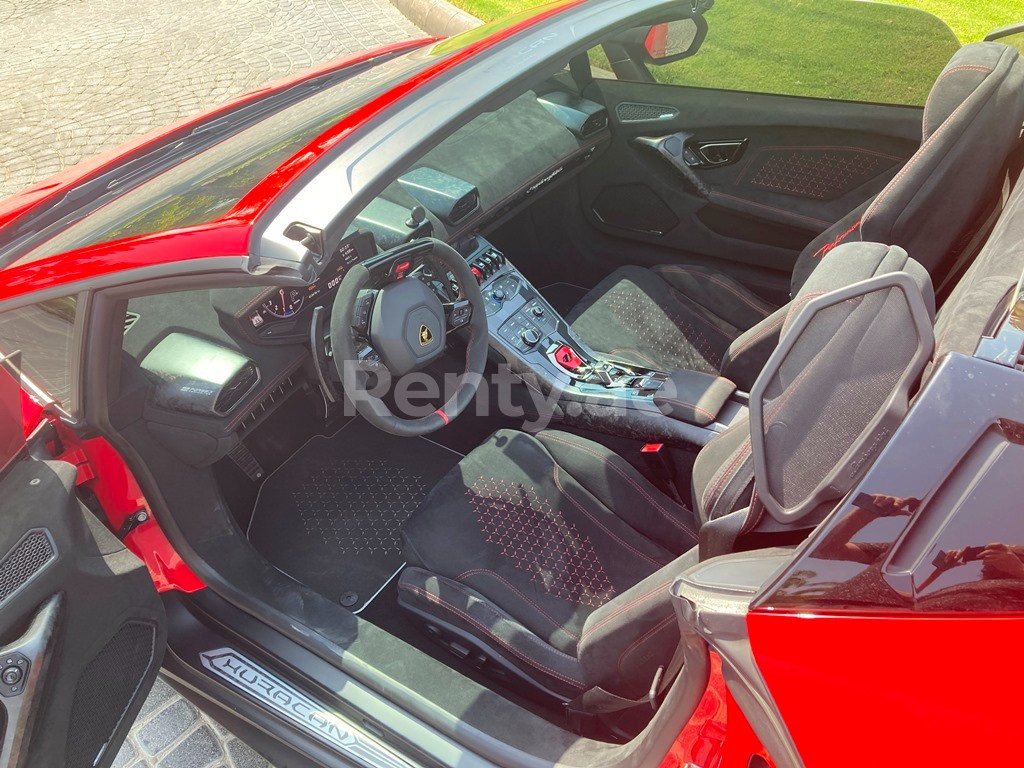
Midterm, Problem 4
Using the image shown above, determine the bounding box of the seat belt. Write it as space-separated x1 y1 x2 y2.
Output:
935 170 1011 303
565 631 689 733
568 53 594 94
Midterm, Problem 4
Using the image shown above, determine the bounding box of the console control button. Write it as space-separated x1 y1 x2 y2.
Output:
0 654 29 697
448 300 472 329
521 328 541 346
497 315 542 352
483 275 520 316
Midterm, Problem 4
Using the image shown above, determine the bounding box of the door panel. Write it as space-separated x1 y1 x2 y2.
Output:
0 361 165 768
579 79 923 291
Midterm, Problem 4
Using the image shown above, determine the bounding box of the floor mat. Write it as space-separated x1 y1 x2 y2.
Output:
247 418 461 613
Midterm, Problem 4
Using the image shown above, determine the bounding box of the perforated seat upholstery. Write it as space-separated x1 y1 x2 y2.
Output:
399 242 937 708
400 429 697 702
569 43 1024 389
691 242 935 526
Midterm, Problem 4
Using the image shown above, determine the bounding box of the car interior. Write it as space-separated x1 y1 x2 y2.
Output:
26 7 1023 762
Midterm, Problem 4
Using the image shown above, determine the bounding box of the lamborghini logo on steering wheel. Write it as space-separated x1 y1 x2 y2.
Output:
419 324 433 346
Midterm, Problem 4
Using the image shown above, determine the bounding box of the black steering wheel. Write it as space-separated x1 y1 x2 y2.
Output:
330 238 488 436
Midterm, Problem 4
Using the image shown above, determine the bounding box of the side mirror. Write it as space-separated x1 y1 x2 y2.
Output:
642 17 708 64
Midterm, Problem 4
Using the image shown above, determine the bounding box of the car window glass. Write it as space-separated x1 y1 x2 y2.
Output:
0 297 79 415
19 47 441 265
594 0 961 106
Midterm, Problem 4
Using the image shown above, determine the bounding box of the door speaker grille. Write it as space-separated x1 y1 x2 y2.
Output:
0 529 56 606
615 102 678 122
65 621 157 768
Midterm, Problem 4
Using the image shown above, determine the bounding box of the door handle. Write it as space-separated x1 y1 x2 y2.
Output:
635 133 748 171
691 139 748 167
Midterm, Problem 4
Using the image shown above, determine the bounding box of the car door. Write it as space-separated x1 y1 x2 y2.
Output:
0 342 165 766
577 0 961 301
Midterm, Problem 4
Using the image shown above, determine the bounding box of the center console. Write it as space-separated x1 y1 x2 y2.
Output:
458 235 747 447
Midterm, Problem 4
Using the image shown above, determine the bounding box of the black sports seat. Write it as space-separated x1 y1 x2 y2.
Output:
690 242 935 526
696 167 1024 529
568 42 1024 388
400 429 695 703
399 243 935 710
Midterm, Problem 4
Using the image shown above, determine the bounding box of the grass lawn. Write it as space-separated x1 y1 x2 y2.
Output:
446 0 1024 105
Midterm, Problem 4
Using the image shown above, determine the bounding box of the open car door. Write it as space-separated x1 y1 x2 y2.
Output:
0 353 165 768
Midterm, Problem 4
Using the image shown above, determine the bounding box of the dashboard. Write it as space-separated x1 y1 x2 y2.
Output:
242 231 374 342
241 85 610 345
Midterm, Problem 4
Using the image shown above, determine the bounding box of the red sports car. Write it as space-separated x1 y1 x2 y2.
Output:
1 1 1023 766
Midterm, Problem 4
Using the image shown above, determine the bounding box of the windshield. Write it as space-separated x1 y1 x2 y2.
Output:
17 44 440 265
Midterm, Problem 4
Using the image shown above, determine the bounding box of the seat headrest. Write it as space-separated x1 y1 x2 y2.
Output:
752 241 936 524
922 42 1017 141
785 242 935 338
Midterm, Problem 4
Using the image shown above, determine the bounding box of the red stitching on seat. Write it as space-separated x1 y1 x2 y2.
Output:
655 398 718 423
782 290 827 335
865 82 987 227
456 568 581 641
722 313 785 368
922 65 995 136
582 580 674 642
540 433 697 539
552 464 664 568
594 282 727 372
400 583 584 688
651 265 775 317
617 615 678 674
743 489 767 535
663 288 738 341
468 477 616 608
702 437 752 517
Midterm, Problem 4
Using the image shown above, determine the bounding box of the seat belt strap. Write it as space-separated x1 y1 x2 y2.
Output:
566 632 690 721
568 53 594 93
936 170 1010 302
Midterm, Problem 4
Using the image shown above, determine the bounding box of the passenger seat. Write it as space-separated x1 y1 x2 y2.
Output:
568 42 1024 389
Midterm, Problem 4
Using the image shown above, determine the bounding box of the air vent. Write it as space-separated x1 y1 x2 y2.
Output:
123 312 140 334
214 362 259 415
449 191 480 224
581 112 608 138
236 374 298 434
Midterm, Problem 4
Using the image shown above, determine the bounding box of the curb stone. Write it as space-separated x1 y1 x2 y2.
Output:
391 0 482 37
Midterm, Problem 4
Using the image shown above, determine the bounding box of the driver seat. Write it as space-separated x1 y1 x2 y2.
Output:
400 242 936 710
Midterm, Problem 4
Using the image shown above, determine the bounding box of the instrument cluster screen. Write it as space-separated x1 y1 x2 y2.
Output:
245 230 373 340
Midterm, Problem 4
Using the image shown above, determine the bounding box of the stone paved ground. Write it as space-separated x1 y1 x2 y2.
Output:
114 677 273 768
0 1 422 764
0 0 421 198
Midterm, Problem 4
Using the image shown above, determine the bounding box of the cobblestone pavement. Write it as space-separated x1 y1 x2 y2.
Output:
0 1 423 764
0 0 421 198
114 677 274 768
